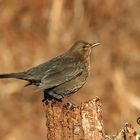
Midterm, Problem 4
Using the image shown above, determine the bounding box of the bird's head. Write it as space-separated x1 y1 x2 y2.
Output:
69 40 100 59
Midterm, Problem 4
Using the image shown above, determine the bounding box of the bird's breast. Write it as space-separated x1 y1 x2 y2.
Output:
82 56 91 76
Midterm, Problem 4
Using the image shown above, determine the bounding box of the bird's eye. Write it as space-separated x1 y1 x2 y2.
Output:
83 46 86 49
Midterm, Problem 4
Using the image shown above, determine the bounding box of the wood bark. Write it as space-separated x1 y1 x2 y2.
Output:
44 97 138 140
44 97 105 140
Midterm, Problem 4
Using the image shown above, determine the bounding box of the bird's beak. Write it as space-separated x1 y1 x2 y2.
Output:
91 42 100 48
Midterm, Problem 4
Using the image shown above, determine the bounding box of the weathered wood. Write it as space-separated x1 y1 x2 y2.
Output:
105 123 137 140
44 97 105 140
44 97 138 140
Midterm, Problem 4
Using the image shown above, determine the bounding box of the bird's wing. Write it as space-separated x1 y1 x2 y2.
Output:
36 59 84 91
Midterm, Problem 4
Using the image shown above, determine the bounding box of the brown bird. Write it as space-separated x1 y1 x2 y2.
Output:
0 41 100 102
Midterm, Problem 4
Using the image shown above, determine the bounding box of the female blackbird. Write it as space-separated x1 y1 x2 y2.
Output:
0 41 100 101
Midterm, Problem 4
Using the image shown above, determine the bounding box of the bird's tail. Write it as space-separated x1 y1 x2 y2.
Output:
0 72 25 80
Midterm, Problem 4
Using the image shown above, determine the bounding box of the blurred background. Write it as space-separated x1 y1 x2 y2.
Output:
0 0 140 139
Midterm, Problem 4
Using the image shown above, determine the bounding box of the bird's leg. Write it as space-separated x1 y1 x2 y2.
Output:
62 96 78 109
42 92 55 102
45 91 63 102
42 89 57 102
48 91 63 102
43 90 78 109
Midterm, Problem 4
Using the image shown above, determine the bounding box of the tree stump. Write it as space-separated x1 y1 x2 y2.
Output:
44 97 138 140
44 97 105 140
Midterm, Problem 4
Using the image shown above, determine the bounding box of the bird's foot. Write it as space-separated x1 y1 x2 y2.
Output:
42 96 62 103
42 91 63 103
62 97 78 109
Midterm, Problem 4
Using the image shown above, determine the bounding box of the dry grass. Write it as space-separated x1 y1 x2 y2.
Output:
0 0 140 139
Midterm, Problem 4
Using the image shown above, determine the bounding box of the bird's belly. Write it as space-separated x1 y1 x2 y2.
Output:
52 72 88 96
